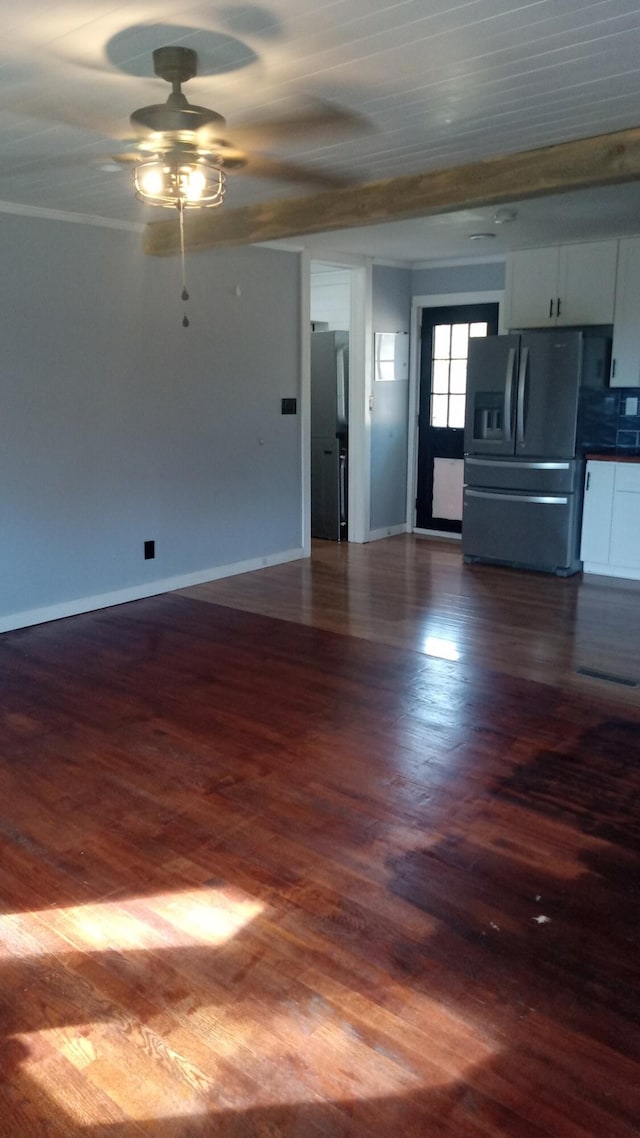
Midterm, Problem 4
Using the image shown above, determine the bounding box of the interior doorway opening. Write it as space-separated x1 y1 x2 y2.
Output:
310 264 352 542
307 258 371 546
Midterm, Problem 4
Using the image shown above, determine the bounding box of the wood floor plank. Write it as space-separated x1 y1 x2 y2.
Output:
0 538 639 1135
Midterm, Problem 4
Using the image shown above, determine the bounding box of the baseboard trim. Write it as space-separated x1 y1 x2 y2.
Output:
0 547 306 634
413 528 462 541
367 523 409 542
582 563 640 582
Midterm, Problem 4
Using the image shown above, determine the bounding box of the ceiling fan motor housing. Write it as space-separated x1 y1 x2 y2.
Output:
152 46 198 86
130 45 226 138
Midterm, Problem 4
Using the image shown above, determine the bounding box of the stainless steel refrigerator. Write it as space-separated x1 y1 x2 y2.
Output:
462 330 610 575
311 331 349 540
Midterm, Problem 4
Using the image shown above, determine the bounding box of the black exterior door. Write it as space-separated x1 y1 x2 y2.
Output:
416 303 499 532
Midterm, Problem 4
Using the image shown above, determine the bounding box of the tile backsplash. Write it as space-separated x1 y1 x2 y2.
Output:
579 386 640 453
613 387 640 449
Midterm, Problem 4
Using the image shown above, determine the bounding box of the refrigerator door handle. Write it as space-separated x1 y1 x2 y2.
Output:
336 345 347 425
503 347 516 444
516 346 529 446
465 489 568 505
338 450 347 537
465 458 571 470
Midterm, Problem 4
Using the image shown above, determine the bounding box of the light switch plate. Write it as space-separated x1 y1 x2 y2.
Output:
624 396 639 417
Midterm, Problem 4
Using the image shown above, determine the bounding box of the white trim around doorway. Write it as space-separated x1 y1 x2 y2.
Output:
303 252 374 549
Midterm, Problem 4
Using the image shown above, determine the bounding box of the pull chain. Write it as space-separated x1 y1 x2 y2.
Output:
178 201 190 328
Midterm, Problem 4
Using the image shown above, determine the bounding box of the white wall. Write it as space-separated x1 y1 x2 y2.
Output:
370 264 412 534
0 215 303 631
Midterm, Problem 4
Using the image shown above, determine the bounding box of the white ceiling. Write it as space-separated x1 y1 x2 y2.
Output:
3 1 640 262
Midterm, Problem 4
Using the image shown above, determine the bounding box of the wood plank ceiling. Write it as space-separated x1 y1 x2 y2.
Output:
2 2 640 252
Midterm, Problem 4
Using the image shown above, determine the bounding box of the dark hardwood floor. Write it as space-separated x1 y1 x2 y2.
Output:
181 536 640 704
0 536 639 1136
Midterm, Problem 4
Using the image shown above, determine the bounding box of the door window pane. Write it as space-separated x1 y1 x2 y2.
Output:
431 394 449 427
451 323 469 358
432 359 450 393
449 394 466 428
433 325 451 358
449 359 467 393
430 320 490 427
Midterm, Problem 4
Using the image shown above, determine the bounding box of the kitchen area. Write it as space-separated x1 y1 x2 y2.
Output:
306 231 640 585
425 233 640 586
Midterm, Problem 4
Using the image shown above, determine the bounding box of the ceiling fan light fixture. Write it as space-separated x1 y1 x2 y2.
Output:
133 155 226 208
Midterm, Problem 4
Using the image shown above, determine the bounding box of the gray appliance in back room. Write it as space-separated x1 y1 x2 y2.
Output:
311 330 349 540
462 330 610 575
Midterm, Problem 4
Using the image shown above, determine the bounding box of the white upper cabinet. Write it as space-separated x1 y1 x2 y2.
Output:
507 246 559 328
506 240 618 329
610 236 640 388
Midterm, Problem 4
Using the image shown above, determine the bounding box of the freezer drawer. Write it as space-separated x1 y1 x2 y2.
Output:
464 456 582 494
462 487 582 575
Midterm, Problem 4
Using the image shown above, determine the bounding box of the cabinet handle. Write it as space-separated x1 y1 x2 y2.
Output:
586 471 591 491
557 297 562 317
549 298 554 318
612 358 617 379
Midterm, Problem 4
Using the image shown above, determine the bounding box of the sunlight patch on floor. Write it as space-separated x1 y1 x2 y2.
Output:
422 635 461 661
0 886 264 956
14 1034 212 1124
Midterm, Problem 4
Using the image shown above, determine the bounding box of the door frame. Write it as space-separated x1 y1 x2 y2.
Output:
301 251 373 554
407 289 505 534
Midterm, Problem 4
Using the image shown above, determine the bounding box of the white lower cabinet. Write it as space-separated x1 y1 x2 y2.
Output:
581 460 640 578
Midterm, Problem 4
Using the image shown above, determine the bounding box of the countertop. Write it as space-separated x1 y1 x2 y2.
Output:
585 452 640 463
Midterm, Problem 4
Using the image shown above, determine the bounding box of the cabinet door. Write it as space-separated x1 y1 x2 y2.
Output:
610 464 640 567
557 240 618 326
506 247 559 329
611 237 640 387
580 461 614 565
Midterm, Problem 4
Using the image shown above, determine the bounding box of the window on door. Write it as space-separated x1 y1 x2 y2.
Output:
416 302 498 534
430 320 489 428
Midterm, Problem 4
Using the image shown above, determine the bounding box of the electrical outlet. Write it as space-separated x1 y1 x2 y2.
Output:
144 540 155 560
281 397 297 415
624 396 639 417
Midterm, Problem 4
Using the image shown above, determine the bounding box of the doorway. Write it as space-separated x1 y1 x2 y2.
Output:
306 257 371 549
415 302 499 533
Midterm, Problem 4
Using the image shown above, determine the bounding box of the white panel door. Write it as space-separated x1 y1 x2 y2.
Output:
610 464 640 567
580 461 615 565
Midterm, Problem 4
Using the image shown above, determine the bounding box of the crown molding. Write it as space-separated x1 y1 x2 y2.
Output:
0 199 144 233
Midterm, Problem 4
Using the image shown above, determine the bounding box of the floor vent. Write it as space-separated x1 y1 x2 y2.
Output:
576 666 638 688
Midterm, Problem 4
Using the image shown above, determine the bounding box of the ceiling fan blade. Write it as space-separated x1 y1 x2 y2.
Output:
236 153 351 188
2 76 133 142
226 103 370 148
0 153 128 177
110 152 145 165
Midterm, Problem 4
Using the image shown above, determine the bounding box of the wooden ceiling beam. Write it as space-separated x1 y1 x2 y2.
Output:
143 125 640 256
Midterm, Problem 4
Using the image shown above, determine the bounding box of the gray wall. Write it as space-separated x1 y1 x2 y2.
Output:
412 260 505 296
0 215 302 629
370 264 412 532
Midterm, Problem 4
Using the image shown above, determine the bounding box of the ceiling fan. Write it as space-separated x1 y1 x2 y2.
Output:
112 44 355 208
